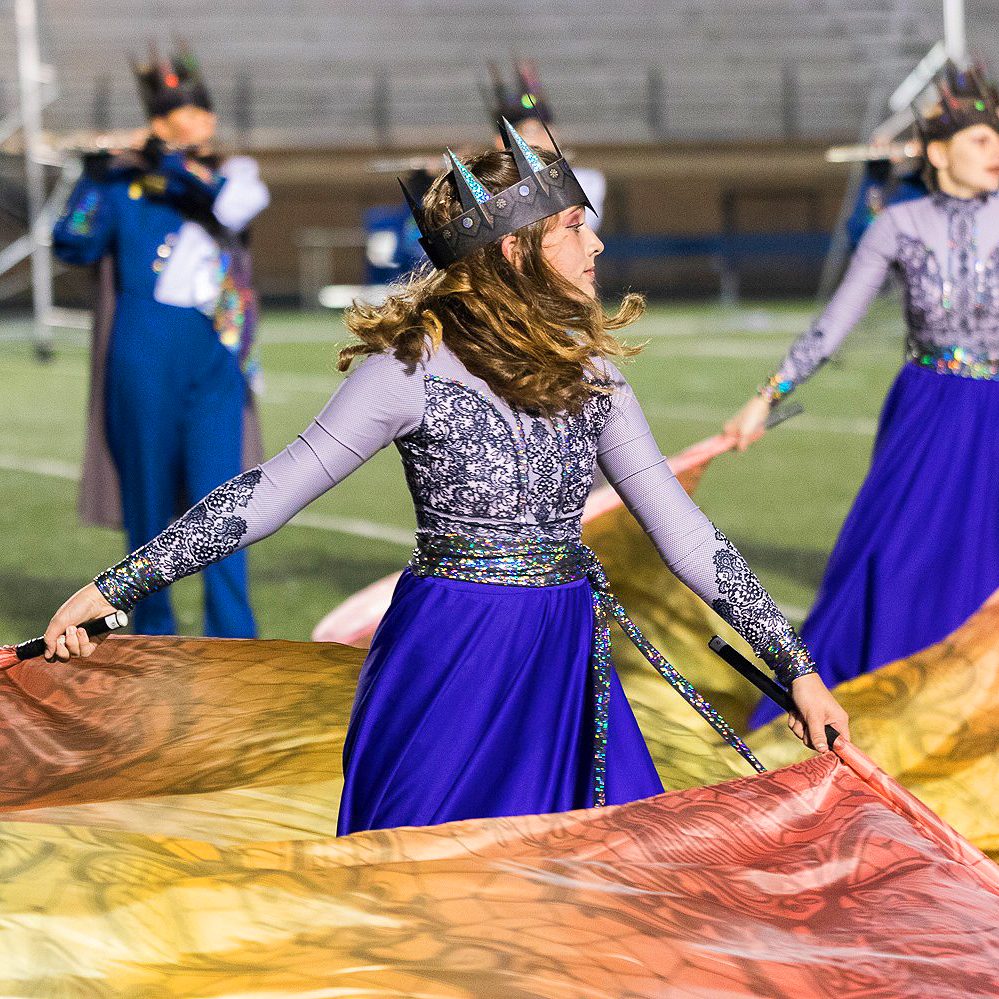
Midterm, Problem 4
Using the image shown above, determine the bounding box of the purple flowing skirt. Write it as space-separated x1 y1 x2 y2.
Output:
337 569 664 834
750 363 999 728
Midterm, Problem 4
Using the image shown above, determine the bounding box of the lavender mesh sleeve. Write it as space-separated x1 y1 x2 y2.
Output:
764 207 900 401
597 365 815 687
95 352 425 610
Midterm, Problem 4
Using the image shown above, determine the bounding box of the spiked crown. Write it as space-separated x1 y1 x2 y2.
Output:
486 60 553 131
912 59 999 143
401 118 593 270
132 42 213 119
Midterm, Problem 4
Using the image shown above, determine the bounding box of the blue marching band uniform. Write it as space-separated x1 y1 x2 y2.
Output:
846 160 926 249
53 47 268 637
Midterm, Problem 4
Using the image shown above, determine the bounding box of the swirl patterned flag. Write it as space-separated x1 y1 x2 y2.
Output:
582 499 999 858
4 441 999 994
2 628 999 996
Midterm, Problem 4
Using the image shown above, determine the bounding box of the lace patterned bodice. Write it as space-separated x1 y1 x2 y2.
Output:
397 373 612 542
94 343 814 685
770 192 999 394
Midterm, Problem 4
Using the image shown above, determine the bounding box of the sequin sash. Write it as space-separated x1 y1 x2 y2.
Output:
908 341 999 381
409 534 765 805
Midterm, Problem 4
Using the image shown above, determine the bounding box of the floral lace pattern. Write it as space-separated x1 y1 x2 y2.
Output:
772 323 830 395
398 376 613 543
897 230 999 356
95 470 262 610
709 529 814 685
525 416 562 524
896 234 948 338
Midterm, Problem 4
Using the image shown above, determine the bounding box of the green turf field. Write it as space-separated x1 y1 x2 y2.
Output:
0 298 904 644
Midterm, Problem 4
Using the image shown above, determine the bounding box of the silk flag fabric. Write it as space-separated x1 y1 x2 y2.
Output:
4 453 999 994
1 631 999 997
585 500 999 858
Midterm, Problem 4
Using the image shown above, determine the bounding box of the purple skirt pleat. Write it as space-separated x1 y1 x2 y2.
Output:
337 569 664 834
750 363 999 728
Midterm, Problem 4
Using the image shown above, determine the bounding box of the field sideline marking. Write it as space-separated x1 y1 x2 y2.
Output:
0 454 414 548
291 512 413 547
644 403 877 436
0 454 78 480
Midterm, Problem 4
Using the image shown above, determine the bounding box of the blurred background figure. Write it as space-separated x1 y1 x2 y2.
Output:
364 164 434 283
842 62 999 249
51 44 268 637
364 59 608 287
726 60 999 726
845 148 927 250
487 60 606 231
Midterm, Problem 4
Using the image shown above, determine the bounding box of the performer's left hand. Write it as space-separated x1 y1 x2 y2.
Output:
787 673 850 752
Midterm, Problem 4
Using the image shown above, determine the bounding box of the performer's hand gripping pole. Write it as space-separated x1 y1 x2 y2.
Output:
1 611 128 671
708 635 840 749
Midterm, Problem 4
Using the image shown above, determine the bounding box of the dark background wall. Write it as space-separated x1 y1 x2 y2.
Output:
3 0 996 305
29 139 848 307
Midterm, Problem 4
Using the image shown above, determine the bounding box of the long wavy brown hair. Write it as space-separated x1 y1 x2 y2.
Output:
339 147 645 415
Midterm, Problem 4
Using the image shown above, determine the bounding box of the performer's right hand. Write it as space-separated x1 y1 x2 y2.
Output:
723 396 770 452
43 583 118 661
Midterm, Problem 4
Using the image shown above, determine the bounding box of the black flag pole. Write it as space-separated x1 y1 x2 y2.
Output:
0 611 128 671
765 400 803 431
708 635 840 749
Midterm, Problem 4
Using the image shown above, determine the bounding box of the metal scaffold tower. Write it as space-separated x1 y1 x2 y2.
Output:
1 0 83 359
817 0 969 299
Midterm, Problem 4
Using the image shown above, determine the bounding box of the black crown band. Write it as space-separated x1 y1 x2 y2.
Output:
402 117 593 270
913 59 999 143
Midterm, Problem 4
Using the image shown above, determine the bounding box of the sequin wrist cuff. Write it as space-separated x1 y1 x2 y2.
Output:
774 658 817 689
94 555 169 613
762 628 816 688
757 373 795 408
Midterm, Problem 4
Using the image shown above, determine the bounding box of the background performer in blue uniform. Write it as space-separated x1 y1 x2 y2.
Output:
53 45 269 637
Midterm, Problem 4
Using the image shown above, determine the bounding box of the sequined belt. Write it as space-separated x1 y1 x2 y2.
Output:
409 535 764 805
908 342 999 381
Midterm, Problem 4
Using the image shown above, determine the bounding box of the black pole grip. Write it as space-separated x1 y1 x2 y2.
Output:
764 400 803 430
10 610 128 664
708 635 839 748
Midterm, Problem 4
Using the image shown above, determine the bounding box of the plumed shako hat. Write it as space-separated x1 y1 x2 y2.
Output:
132 42 213 119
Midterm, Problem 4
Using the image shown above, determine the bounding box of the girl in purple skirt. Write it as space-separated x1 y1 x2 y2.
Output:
43 120 846 834
727 66 999 727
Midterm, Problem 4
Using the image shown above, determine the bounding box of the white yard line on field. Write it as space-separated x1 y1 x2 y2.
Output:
0 453 79 480
290 511 414 547
776 604 809 622
0 454 414 547
644 403 877 436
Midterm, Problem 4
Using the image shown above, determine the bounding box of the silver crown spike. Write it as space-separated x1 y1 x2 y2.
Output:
446 149 490 213
501 117 547 175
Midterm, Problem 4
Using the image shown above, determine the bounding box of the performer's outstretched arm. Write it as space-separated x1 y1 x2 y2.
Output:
598 364 849 749
157 151 270 232
725 206 900 449
52 174 118 265
43 352 423 653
